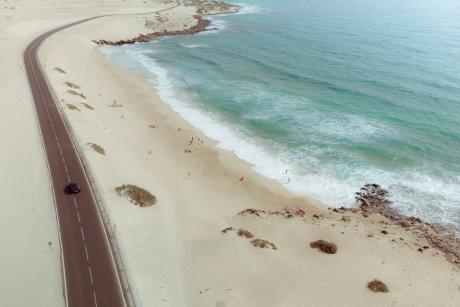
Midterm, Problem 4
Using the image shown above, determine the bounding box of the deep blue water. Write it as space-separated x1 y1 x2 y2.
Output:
103 0 460 228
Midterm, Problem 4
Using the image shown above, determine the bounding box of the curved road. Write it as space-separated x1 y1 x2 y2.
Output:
23 2 180 307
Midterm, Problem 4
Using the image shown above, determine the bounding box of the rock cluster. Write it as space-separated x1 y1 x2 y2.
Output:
93 16 210 46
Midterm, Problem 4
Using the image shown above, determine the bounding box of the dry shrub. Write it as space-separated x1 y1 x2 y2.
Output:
271 208 295 219
251 239 277 250
237 229 254 239
116 184 156 207
221 227 234 234
310 240 337 254
80 102 94 110
238 208 267 216
66 104 80 111
87 143 105 155
54 67 66 73
64 81 81 89
238 207 305 219
66 90 86 99
367 279 389 293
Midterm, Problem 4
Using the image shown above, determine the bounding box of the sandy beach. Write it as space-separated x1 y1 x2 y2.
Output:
2 0 459 306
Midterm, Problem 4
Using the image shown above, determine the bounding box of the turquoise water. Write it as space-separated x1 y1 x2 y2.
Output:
103 0 460 229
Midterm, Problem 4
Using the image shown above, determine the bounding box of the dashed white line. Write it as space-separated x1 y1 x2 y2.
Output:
26 40 71 307
80 226 86 241
88 266 94 284
49 119 56 133
29 47 71 186
73 197 96 302
92 291 98 307
84 245 89 261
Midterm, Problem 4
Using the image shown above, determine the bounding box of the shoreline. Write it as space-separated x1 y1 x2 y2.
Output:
37 1 459 305
97 3 460 267
102 44 460 268
97 3 460 234
102 41 460 250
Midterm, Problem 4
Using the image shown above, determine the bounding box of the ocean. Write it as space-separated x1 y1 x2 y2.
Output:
102 0 460 229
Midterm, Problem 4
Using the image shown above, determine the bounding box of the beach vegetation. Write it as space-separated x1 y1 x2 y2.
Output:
238 208 267 217
116 184 156 207
367 279 389 293
66 89 86 99
221 227 234 233
66 103 80 111
237 228 254 239
251 238 277 250
64 81 81 89
87 142 105 155
80 102 94 110
310 240 337 254
54 67 66 73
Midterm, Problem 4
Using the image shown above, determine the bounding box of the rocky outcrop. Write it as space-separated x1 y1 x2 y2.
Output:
93 15 210 46
340 183 460 267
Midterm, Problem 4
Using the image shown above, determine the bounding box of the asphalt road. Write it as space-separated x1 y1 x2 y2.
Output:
24 17 126 307
23 2 182 306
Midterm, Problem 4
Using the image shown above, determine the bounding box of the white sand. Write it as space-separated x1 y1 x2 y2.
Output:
2 0 459 306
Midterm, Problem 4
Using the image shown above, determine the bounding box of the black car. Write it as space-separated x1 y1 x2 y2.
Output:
67 182 81 194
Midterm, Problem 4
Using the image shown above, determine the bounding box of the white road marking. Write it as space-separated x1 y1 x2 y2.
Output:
92 291 98 307
88 266 94 284
29 44 71 186
84 245 89 261
26 39 71 307
80 226 86 241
